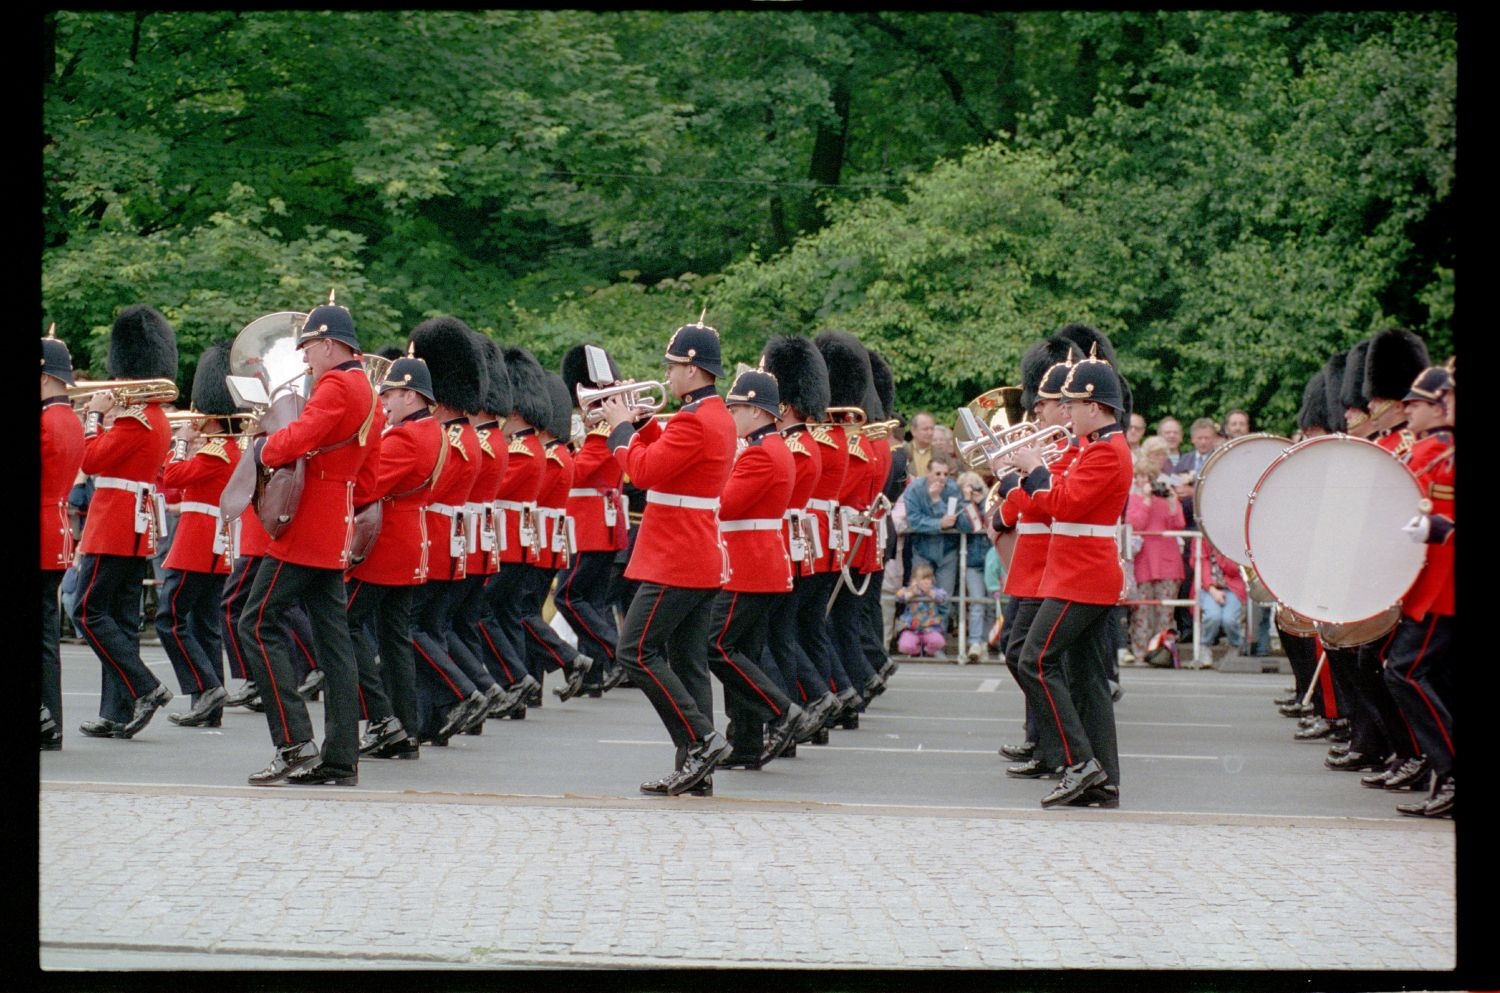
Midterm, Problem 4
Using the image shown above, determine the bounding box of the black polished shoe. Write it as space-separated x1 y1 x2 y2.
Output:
553 653 595 702
288 763 358 786
297 668 325 701
438 691 487 741
460 690 494 734
41 705 58 736
223 681 260 708
763 705 818 764
599 665 627 693
526 687 543 708
1360 766 1397 789
1040 758 1107 808
119 684 173 738
795 693 840 743
718 750 763 771
248 740 320 786
1382 756 1431 792
585 687 603 699
1279 702 1311 719
1066 784 1120 809
863 672 887 700
1328 718 1351 743
359 716 409 755
372 737 420 760
664 731 733 796
1293 717 1332 741
1006 757 1064 780
1324 750 1386 772
1420 775 1454 817
169 686 228 727
1327 741 1351 757
1273 692 1299 707
41 734 63 751
809 728 830 746
837 709 860 731
878 657 900 681
999 741 1036 761
80 718 124 738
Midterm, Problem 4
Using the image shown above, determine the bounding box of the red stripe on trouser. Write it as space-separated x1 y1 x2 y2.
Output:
521 619 567 667
347 579 364 612
250 559 296 744
356 683 368 722
1398 616 1455 757
713 592 780 716
561 568 614 662
634 587 699 743
1315 643 1338 719
1034 602 1075 767
168 573 206 692
478 624 520 683
292 628 316 671
224 561 252 680
1375 625 1421 754
412 638 464 699
78 555 139 698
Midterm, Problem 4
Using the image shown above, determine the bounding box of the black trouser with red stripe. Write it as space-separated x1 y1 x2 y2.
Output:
479 564 531 689
42 570 64 729
444 575 499 693
518 563 582 680
1004 597 1049 761
221 556 316 684
75 552 163 723
1336 633 1418 762
763 576 825 704
238 556 359 770
346 578 418 738
828 572 877 697
858 568 889 680
793 571 841 697
1280 628 1319 711
1382 613 1455 776
412 579 480 735
617 581 717 750
555 551 620 688
1015 598 1120 786
155 567 225 706
708 590 795 754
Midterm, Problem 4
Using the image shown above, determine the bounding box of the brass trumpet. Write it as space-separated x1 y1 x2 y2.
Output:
576 380 669 423
862 418 902 441
165 410 259 437
824 406 868 428
67 377 180 405
954 407 1070 470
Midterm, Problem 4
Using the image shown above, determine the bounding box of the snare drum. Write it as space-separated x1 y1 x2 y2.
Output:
1194 433 1293 566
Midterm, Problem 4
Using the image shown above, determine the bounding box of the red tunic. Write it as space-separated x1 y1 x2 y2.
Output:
852 434 888 575
1025 427 1131 605
806 424 848 576
423 419 480 582
567 426 628 554
612 390 736 589
79 403 172 558
162 436 238 575
781 426 823 578
495 429 545 566
1401 430 1454 619
720 427 795 593
260 364 377 570
351 411 442 587
41 398 85 571
464 423 508 577
997 445 1080 599
528 440 575 571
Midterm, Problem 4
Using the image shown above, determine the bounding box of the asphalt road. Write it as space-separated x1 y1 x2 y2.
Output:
42 643 1418 820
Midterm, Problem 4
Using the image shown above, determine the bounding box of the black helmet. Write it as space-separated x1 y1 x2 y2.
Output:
726 369 781 418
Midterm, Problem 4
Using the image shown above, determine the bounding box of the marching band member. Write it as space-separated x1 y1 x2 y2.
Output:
711 370 820 772
41 328 86 750
406 317 492 745
599 319 736 796
556 345 630 697
74 305 178 741
239 298 378 786
157 343 239 728
1000 348 1133 809
855 351 900 700
349 355 444 761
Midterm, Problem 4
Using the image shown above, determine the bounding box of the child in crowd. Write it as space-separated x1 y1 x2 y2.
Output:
894 564 949 657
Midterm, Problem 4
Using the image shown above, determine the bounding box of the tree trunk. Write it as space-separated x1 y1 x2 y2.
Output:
804 72 851 232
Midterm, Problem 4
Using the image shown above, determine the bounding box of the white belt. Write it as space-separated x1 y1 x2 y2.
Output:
463 501 487 514
95 477 152 495
179 501 221 518
495 499 530 512
805 498 838 514
646 491 720 511
1016 522 1051 535
568 488 605 498
1052 522 1118 539
428 503 461 518
720 518 783 532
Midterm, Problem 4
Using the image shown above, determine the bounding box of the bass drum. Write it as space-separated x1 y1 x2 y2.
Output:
1246 435 1425 625
1240 563 1276 604
1315 606 1403 649
1194 433 1292 565
1275 604 1319 638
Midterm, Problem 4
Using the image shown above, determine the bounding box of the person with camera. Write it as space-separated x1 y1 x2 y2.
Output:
1124 436 1185 665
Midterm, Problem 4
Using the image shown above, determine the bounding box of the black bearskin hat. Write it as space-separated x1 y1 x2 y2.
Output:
1321 353 1347 428
759 335 830 421
1020 336 1083 411
409 316 485 415
108 304 178 380
1297 371 1328 434
1053 323 1117 370
189 342 237 417
814 329 873 409
376 345 405 362
868 350 897 426
502 346 551 428
1363 328 1430 402
561 343 622 404
541 371 574 441
473 332 512 418
1340 340 1370 413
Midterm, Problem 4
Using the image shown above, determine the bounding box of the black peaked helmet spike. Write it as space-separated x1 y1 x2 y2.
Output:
378 357 436 404
1363 328 1430 403
108 304 178 380
1298 370 1329 434
296 289 360 353
664 314 724 378
409 316 485 415
868 350 897 426
541 371 574 440
1059 344 1125 415
1022 336 1083 410
561 343 623 402
726 369 782 419
42 324 76 387
472 331 512 418
501 346 551 429
759 335 830 421
813 329 873 409
189 341 238 417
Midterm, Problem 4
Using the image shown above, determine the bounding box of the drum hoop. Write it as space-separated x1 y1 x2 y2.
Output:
1245 434 1422 624
1194 433 1292 565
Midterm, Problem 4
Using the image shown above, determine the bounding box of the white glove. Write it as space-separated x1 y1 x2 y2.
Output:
1401 514 1430 544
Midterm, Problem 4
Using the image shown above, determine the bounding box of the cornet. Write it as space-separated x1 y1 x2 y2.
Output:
954 407 1069 471
67 378 180 405
576 380 669 423
862 418 902 441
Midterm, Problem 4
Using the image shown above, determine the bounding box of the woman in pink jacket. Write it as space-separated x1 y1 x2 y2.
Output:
1125 438 1185 661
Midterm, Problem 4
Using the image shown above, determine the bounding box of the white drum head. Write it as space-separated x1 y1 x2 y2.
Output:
1194 433 1292 566
1246 435 1425 624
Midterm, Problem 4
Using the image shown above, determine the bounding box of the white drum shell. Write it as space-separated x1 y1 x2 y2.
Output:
1194 433 1292 567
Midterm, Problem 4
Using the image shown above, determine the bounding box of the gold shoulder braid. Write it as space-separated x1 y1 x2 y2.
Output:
810 425 837 448
508 437 533 456
547 447 564 465
847 434 868 460
118 404 152 428
786 434 809 457
475 428 495 458
448 424 470 460
199 438 232 463
588 421 611 437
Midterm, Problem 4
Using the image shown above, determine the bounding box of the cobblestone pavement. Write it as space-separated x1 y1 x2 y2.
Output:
40 782 1453 971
